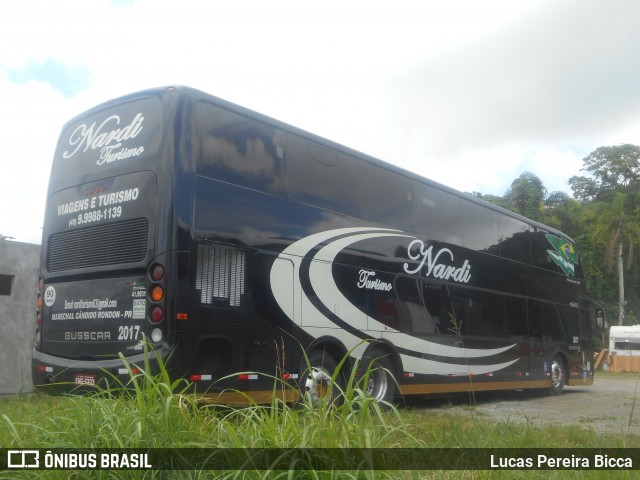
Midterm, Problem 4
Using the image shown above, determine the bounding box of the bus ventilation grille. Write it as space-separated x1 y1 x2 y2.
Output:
196 243 246 307
47 218 149 272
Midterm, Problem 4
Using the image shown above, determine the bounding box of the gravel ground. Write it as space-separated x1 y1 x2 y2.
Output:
403 373 640 436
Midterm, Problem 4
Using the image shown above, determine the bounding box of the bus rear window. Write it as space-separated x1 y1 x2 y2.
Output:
53 97 162 183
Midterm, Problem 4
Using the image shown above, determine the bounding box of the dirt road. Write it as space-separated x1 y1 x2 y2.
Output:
405 373 640 436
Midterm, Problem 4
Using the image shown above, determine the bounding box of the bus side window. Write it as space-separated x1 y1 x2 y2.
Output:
528 300 565 342
527 300 543 341
413 184 463 246
331 264 399 331
446 287 467 336
195 103 286 197
558 305 580 343
459 203 500 254
579 308 594 351
505 296 527 340
499 216 532 264
286 138 359 216
466 290 507 338
394 276 437 335
542 302 565 342
358 165 414 232
370 297 399 329
421 281 453 334
530 229 557 272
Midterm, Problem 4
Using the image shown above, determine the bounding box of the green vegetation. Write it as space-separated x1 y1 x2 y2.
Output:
473 144 640 333
1 354 639 479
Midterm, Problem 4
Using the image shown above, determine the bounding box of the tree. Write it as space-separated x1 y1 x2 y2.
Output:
542 195 584 240
569 144 640 202
470 191 512 210
504 172 547 221
569 144 640 324
587 192 640 325
545 191 570 209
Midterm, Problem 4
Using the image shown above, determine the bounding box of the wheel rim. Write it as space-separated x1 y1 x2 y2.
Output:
550 359 564 389
304 366 333 404
365 366 389 401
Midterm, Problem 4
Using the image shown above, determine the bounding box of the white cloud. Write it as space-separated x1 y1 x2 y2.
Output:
0 77 77 242
2 0 640 242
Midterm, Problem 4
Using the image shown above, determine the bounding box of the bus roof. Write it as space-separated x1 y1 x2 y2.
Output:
62 84 574 243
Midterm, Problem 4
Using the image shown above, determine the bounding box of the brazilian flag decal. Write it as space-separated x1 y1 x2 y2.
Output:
545 234 579 276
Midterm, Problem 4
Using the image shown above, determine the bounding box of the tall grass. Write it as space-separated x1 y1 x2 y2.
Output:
0 347 638 479
0 346 419 479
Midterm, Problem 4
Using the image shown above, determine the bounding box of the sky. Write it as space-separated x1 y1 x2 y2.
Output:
2 0 640 244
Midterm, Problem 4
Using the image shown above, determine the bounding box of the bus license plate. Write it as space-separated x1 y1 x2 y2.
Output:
74 374 96 386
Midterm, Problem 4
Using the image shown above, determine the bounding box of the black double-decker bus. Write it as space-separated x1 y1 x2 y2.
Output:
33 86 594 404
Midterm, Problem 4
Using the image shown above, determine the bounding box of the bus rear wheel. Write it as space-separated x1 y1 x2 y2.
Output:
360 347 396 408
547 355 566 396
300 350 344 407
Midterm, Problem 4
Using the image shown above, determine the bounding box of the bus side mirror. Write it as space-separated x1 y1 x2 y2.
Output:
595 308 604 331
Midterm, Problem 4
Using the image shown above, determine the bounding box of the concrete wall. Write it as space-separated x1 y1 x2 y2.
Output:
0 240 40 394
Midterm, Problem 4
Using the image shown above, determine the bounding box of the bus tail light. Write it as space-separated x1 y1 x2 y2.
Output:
151 264 165 281
151 286 164 302
36 275 43 317
151 307 164 322
147 263 166 334
35 275 43 349
150 328 163 343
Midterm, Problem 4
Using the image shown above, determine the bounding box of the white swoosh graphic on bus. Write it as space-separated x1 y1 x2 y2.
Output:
270 227 518 375
310 232 516 359
271 227 392 359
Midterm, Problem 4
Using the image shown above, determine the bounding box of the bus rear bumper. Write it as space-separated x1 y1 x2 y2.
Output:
566 375 594 387
31 348 172 395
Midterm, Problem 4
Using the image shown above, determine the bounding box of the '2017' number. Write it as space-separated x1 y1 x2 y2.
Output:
118 325 140 341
